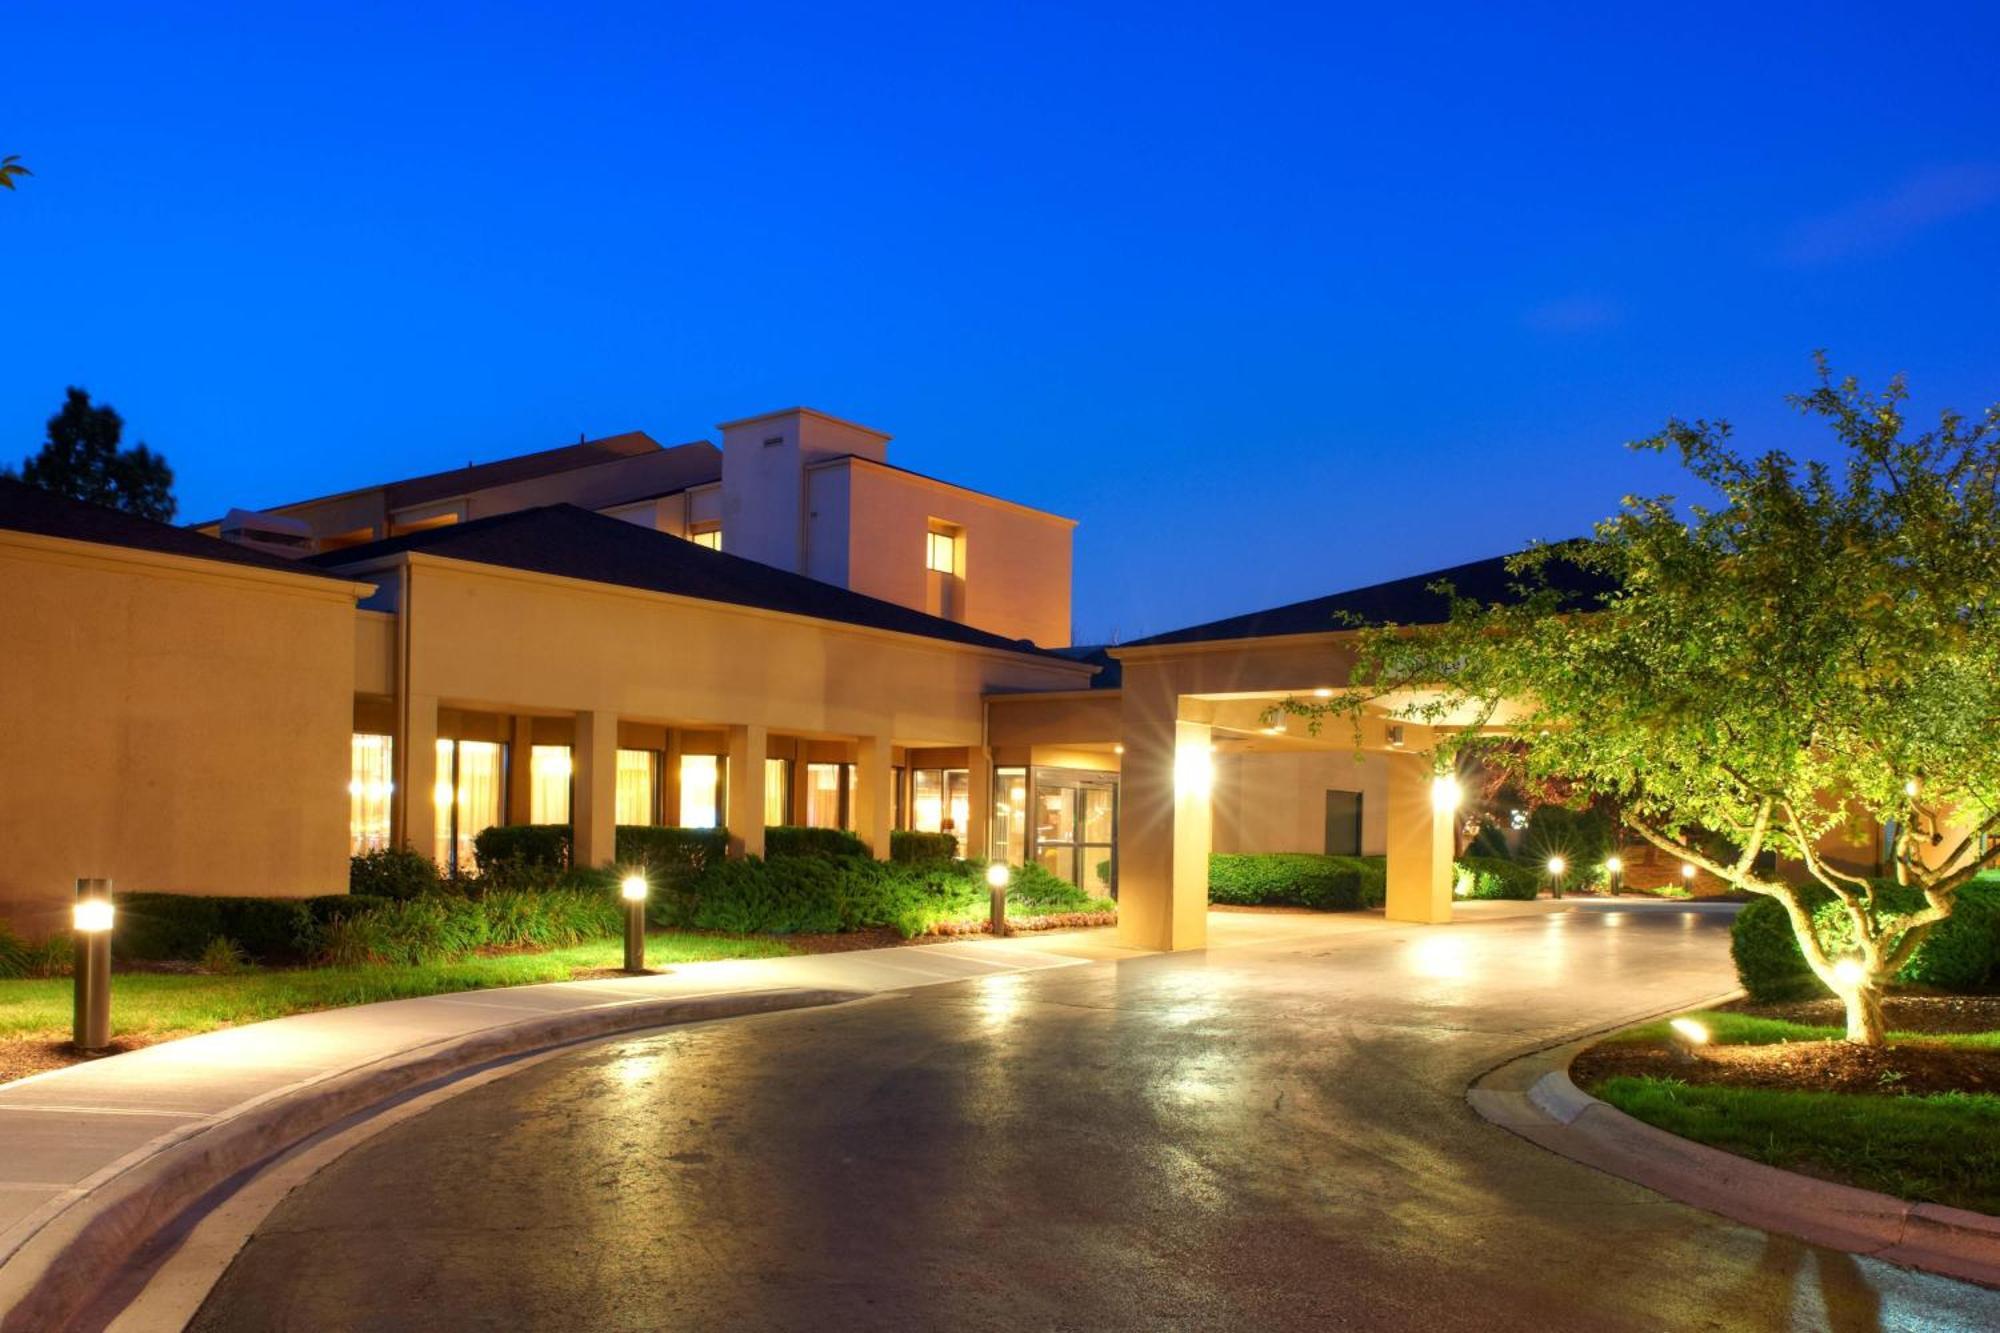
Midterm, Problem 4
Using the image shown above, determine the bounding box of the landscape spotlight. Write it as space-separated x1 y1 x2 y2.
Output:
620 873 648 973
987 861 1011 937
73 877 114 1052
1668 1016 1710 1046
1832 957 1867 988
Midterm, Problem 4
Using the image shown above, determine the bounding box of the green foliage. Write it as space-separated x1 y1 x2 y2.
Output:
0 924 29 980
473 824 572 875
318 889 627 966
1207 853 1384 911
1522 805 1614 884
349 847 443 900
653 856 1103 939
200 937 248 975
112 893 389 966
1732 883 2000 998
616 825 729 880
890 831 959 864
1455 856 1542 901
15 387 176 520
763 826 869 859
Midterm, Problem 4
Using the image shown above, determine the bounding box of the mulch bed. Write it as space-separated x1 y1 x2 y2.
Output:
1572 994 2000 1098
0 1031 193 1087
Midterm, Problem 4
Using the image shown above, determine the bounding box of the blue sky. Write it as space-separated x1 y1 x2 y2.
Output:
5 2 1998 641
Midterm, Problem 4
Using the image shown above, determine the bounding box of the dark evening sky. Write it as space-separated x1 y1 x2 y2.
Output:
6 2 1998 642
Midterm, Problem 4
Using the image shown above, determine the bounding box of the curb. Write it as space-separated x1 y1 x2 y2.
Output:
0 985 862 1332
1469 1020 2000 1290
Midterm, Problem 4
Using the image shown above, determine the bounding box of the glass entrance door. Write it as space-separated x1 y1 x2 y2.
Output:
1032 768 1117 898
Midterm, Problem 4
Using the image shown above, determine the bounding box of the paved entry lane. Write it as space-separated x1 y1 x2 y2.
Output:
193 907 2000 1331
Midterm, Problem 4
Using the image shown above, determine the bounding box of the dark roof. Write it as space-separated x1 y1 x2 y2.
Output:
0 478 358 583
1126 549 1614 647
1051 644 1123 688
310 504 1082 661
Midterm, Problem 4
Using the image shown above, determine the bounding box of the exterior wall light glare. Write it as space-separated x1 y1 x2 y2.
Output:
1313 687 1333 699
1429 775 1461 812
1174 743 1215 799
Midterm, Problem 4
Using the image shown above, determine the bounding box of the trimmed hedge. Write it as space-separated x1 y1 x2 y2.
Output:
890 830 959 864
1731 882 2000 1000
1208 853 1386 911
114 893 393 965
473 824 572 874
616 826 729 879
764 826 869 859
1456 856 1542 901
349 848 443 900
651 857 1098 939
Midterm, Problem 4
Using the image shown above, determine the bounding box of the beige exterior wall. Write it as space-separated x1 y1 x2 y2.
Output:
0 531 363 937
1212 750 1388 856
836 458 1073 648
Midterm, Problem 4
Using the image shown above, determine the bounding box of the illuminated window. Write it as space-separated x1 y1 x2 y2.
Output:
616 749 657 825
764 758 789 824
679 754 722 828
434 738 503 875
805 762 854 829
925 528 956 575
690 525 722 551
349 734 393 855
530 745 571 824
909 768 969 834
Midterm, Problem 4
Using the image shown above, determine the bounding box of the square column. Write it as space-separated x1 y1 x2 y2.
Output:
573 709 618 868
395 692 439 862
1116 676 1210 951
854 734 894 859
1384 751 1454 924
726 724 768 859
506 715 536 825
662 728 682 827
963 747 993 862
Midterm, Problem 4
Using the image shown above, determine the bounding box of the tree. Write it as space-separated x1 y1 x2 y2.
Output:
0 154 28 191
12 387 177 521
1277 359 2000 1046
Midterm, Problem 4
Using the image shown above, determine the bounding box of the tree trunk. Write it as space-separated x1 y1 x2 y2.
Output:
1842 983 1887 1047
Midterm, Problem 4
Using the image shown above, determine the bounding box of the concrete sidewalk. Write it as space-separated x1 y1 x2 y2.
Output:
0 927 1135 1324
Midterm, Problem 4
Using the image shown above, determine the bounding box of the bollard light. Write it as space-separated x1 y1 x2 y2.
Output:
1681 863 1697 883
986 861 1011 937
619 873 648 973
73 877 114 1053
1604 855 1623 895
1546 854 1566 899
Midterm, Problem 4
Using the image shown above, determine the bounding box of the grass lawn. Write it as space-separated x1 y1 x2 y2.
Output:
1601 1009 2000 1051
1593 1076 2000 1216
0 930 795 1044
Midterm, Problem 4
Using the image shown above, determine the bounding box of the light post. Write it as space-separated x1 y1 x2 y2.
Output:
1546 855 1567 900
986 861 1011 937
620 873 648 973
1604 855 1623 895
72 877 114 1052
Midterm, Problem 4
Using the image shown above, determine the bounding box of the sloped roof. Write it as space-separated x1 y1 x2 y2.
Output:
309 503 1081 662
1126 549 1614 647
0 478 356 583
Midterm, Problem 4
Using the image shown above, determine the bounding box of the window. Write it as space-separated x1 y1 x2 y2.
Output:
764 758 790 824
990 767 1027 866
925 528 956 575
909 768 970 834
678 754 722 828
690 525 722 551
805 762 854 830
617 749 658 825
349 734 393 855
434 738 504 875
1324 790 1362 857
530 746 572 824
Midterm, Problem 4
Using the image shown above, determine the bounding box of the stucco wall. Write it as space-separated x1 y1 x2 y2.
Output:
1212 750 1388 856
838 460 1073 648
0 533 361 937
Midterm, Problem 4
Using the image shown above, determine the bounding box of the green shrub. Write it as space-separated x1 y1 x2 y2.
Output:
0 924 29 980
349 847 443 900
1730 883 2000 999
616 826 729 880
763 826 869 859
890 831 958 864
473 824 572 874
112 892 392 966
1455 856 1542 901
1208 853 1378 911
200 936 248 975
27 934 72 978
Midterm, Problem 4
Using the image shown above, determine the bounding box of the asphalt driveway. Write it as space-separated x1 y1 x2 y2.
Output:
191 904 2000 1331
